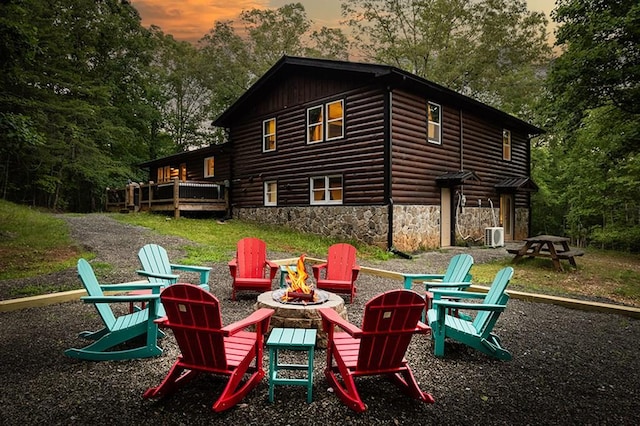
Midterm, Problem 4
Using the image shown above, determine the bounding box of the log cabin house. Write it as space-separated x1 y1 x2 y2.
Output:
115 56 542 252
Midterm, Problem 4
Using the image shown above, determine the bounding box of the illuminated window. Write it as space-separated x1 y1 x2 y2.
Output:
264 181 277 206
307 106 323 143
204 156 215 178
503 129 511 161
326 100 344 140
310 175 343 205
179 163 187 181
263 118 276 152
427 102 441 144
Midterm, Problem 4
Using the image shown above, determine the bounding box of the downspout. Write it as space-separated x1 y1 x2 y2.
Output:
384 87 393 250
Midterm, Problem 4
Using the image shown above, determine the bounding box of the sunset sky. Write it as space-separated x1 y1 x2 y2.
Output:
130 0 557 45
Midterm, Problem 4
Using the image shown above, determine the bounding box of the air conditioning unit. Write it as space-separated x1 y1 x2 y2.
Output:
485 227 504 248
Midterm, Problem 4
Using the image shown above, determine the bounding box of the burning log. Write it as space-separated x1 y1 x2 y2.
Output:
281 254 318 303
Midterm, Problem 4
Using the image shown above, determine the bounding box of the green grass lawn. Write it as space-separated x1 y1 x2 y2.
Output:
1 200 639 306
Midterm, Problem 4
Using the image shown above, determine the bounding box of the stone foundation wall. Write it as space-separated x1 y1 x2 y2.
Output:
234 204 529 251
234 206 389 248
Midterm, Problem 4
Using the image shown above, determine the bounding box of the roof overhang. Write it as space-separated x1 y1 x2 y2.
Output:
495 177 538 193
436 170 481 187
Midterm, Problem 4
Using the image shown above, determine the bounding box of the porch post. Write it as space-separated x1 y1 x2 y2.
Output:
173 178 180 219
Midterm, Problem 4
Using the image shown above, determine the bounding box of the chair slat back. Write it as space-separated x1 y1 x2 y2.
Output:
236 238 268 279
325 243 357 281
138 244 174 285
77 259 116 329
160 284 227 370
472 267 513 333
357 290 425 371
442 253 474 282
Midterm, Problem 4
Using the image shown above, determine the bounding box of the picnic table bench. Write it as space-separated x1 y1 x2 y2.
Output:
508 235 584 272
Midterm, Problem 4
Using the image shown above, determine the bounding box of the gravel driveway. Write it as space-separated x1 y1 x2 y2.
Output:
0 214 639 425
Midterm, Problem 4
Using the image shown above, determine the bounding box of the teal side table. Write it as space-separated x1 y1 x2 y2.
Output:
267 328 316 403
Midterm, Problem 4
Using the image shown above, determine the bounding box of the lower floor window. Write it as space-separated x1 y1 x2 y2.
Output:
264 181 277 206
310 175 343 205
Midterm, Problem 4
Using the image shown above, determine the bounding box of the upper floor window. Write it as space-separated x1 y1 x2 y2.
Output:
503 129 511 161
204 156 215 178
307 99 344 143
263 118 276 152
264 181 277 206
310 175 343 205
427 102 441 144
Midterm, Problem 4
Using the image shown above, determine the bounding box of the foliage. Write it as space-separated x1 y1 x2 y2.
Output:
340 0 552 117
198 3 350 125
535 0 640 251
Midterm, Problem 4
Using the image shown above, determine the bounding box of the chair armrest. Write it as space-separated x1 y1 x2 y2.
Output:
228 258 237 277
222 308 275 336
430 289 487 300
319 308 362 337
99 282 164 292
81 294 161 303
352 265 360 281
433 300 506 312
416 321 431 334
312 263 327 281
170 264 211 273
136 270 179 281
424 281 472 290
266 261 279 279
402 273 445 289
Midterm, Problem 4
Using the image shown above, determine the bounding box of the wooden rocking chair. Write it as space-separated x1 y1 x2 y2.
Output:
427 266 514 360
312 243 360 303
319 289 435 412
228 237 279 300
143 284 274 412
64 259 163 361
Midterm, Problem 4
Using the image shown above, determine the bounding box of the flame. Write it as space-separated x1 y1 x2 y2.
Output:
282 254 316 301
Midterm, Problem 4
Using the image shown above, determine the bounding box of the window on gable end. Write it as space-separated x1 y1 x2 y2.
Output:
427 102 442 144
263 118 276 152
326 100 344 140
307 105 323 143
503 129 511 161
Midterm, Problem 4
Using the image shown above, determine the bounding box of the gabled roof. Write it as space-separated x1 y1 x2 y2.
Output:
495 177 539 192
436 170 481 187
213 55 544 136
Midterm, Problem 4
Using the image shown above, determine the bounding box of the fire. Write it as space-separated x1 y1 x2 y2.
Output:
282 254 317 302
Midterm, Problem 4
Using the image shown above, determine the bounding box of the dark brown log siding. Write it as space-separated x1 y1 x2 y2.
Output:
391 90 461 205
229 79 387 208
390 89 532 209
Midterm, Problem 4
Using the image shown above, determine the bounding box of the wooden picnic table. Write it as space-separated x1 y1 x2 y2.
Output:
507 235 584 272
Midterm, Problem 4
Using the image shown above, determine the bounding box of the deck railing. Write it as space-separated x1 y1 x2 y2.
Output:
105 178 228 218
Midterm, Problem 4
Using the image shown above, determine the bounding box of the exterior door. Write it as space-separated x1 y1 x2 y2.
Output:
440 188 452 247
500 193 514 241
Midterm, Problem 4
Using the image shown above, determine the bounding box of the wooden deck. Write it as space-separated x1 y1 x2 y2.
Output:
106 179 228 218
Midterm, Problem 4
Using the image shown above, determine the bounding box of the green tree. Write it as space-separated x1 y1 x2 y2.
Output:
341 0 551 117
199 3 350 125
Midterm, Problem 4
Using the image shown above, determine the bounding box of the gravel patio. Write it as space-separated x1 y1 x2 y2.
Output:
0 214 638 425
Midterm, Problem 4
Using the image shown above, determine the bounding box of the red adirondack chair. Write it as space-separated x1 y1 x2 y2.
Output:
319 289 435 412
228 237 279 300
143 284 274 412
312 243 360 303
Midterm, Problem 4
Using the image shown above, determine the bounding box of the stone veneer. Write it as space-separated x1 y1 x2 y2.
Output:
234 204 529 252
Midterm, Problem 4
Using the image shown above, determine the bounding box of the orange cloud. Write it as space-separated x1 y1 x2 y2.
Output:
130 0 269 43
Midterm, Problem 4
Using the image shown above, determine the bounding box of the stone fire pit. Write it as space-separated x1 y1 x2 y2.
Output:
254 290 348 348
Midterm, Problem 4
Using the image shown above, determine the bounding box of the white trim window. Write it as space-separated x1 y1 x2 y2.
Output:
264 181 277 206
427 102 441 144
307 99 344 143
326 100 344 140
204 156 215 178
503 129 511 161
310 175 343 205
263 118 276 152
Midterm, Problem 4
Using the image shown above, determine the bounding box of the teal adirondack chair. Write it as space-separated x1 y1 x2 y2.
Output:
137 243 211 291
427 266 514 360
402 253 474 321
64 259 164 361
